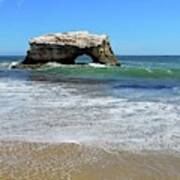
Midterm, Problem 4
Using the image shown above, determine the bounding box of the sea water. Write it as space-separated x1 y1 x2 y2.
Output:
0 56 180 179
0 55 180 151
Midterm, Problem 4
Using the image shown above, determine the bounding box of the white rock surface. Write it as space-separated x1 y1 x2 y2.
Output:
30 31 108 49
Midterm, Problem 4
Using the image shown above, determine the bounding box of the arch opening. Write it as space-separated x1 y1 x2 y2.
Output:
74 54 94 65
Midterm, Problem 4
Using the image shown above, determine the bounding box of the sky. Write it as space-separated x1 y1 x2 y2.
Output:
0 0 180 55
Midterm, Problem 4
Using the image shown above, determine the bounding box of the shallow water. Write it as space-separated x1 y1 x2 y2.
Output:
0 56 180 179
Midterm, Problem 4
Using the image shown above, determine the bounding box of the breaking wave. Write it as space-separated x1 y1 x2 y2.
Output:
42 64 180 80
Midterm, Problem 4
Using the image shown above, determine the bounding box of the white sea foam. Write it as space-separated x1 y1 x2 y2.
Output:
43 62 108 69
89 63 107 68
145 68 153 73
0 77 180 153
0 61 22 69
8 61 20 69
45 62 63 68
0 62 11 68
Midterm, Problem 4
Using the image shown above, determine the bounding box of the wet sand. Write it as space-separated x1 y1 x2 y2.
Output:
0 141 180 180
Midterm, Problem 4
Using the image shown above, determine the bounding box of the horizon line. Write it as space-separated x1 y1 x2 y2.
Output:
1 54 180 57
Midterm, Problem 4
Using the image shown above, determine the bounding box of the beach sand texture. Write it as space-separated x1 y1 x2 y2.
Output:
0 141 180 180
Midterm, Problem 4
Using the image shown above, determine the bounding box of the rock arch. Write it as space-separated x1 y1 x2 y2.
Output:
22 31 120 66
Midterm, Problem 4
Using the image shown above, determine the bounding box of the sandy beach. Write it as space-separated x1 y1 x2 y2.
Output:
0 141 180 180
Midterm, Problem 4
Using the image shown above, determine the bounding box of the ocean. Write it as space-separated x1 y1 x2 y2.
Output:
0 56 180 179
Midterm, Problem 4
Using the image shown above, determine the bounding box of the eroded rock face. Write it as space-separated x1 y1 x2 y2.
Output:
22 31 120 66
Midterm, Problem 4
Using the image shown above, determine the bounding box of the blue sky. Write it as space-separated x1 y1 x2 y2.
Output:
0 0 180 55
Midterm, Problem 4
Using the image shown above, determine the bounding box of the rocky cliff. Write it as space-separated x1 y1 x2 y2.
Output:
22 31 120 66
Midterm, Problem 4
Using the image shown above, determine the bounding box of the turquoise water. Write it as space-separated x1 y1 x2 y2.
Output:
1 55 180 80
41 56 180 80
0 56 180 152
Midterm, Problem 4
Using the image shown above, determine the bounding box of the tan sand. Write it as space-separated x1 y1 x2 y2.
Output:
0 141 180 180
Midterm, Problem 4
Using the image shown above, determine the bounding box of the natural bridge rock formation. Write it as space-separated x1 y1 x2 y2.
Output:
22 31 120 66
